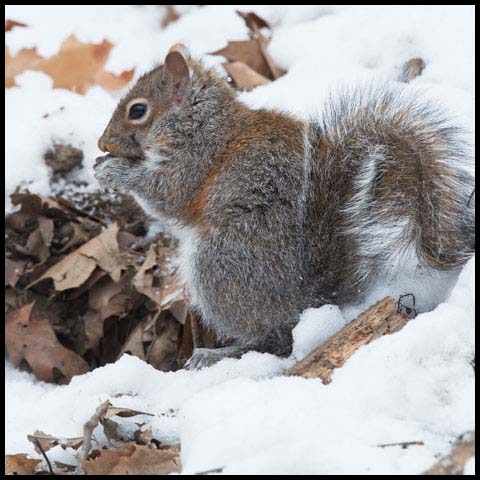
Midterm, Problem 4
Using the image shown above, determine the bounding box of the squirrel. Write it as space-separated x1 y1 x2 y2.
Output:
95 44 475 369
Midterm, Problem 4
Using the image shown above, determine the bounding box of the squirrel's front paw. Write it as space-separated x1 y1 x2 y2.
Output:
93 155 132 194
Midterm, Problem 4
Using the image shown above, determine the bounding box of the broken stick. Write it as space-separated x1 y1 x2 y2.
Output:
287 296 412 383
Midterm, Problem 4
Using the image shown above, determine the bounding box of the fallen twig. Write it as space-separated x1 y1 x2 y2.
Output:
195 466 225 475
32 437 54 474
287 296 412 382
377 440 424 449
78 399 111 463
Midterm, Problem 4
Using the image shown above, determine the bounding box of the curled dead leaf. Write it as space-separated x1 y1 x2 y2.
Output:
27 430 83 454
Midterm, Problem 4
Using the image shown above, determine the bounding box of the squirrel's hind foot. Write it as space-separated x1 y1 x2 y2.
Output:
184 346 247 370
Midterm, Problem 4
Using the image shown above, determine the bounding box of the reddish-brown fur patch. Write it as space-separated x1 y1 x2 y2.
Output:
184 106 304 231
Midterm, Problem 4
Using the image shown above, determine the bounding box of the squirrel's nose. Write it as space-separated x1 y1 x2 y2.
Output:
98 137 108 152
98 138 122 156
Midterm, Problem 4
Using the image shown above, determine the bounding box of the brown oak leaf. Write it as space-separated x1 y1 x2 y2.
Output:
223 61 270 91
236 10 270 34
83 444 181 475
5 303 90 383
29 223 123 291
5 34 134 93
5 453 41 475
5 19 28 32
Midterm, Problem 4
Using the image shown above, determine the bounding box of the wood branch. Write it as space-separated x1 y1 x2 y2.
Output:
377 440 424 449
77 400 111 463
287 296 412 382
422 431 475 475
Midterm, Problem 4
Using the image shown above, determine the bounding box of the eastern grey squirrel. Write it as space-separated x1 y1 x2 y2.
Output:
94 44 475 368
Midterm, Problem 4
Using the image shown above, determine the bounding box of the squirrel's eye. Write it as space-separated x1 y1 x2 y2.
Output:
129 103 147 120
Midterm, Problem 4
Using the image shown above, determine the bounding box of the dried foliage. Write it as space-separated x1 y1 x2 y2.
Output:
5 19 28 32
4 186 213 383
5 35 134 93
211 10 286 90
5 454 42 475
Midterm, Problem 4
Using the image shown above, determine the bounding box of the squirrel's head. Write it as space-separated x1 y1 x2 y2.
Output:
97 43 235 163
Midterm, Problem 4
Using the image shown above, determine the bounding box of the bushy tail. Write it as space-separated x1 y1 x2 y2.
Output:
315 85 475 276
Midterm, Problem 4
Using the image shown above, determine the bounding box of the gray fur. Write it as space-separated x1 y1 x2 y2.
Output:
95 53 475 367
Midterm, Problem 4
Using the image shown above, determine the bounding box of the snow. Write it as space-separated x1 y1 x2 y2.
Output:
5 258 475 474
292 304 346 361
5 4 475 475
465 456 475 475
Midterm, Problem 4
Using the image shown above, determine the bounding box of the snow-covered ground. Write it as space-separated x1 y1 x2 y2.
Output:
5 5 475 474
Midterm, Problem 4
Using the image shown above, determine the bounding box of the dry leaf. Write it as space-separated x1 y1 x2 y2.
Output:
119 321 146 360
256 33 285 80
211 39 273 79
58 222 91 252
223 61 270 90
5 258 27 287
84 275 132 351
105 406 153 419
15 217 54 262
27 430 83 454
5 34 134 93
161 5 180 28
5 453 41 475
5 19 28 32
5 303 90 383
146 312 181 371
211 36 285 83
236 10 270 33
133 427 154 446
83 444 181 475
211 13 285 88
133 245 161 305
133 245 183 309
5 46 42 88
27 430 58 454
30 223 123 291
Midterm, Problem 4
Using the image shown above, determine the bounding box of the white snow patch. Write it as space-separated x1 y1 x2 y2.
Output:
292 304 346 361
465 457 476 475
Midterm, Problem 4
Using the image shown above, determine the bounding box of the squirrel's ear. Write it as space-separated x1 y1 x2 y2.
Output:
164 49 191 107
167 43 190 58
